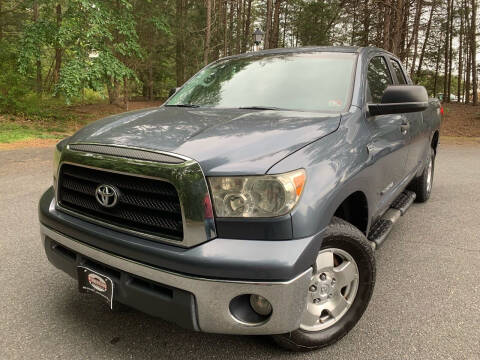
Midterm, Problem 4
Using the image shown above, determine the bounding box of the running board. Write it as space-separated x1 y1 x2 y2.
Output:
368 191 416 249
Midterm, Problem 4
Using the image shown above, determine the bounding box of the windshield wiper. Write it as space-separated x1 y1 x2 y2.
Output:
238 106 286 111
165 104 200 108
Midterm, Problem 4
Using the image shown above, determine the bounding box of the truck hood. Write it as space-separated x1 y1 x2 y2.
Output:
68 106 341 175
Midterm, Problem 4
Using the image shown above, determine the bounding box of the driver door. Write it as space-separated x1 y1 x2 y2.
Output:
365 56 409 215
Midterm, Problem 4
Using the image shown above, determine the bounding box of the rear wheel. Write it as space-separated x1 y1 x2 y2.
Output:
409 147 435 203
272 217 375 352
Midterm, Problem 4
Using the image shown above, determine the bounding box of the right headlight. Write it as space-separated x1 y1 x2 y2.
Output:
208 169 306 218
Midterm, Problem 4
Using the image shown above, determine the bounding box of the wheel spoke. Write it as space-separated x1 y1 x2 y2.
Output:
315 250 334 272
324 295 349 319
333 260 357 288
301 303 323 327
300 247 360 331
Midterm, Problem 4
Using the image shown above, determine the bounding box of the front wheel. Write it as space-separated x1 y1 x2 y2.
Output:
272 217 376 351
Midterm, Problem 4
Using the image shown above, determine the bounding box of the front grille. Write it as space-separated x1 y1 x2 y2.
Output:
57 164 183 241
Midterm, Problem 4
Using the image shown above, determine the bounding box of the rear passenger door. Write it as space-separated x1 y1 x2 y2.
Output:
388 57 426 176
365 55 409 214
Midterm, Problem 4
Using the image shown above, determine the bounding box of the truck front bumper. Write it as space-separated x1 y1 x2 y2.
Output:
41 224 313 335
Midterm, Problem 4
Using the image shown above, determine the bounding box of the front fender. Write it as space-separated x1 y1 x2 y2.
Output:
268 110 375 238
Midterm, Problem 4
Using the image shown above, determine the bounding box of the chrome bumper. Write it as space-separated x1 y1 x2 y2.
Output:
41 224 312 335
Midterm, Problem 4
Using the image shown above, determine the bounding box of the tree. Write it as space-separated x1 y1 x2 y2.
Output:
416 0 435 81
265 0 273 49
52 3 62 88
176 0 186 86
271 0 282 48
2 0 479 111
471 0 478 105
204 0 212 66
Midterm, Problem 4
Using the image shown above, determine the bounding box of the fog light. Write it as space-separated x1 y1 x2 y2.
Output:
249 294 272 316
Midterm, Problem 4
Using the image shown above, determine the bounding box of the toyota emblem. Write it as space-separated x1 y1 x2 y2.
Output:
95 184 119 208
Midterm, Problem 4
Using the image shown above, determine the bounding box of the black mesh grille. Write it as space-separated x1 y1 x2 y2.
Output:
58 164 183 240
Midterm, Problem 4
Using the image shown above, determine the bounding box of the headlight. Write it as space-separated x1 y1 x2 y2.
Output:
208 169 306 217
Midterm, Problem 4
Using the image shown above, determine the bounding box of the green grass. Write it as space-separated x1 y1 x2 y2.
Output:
0 91 160 144
0 93 101 143
0 122 64 143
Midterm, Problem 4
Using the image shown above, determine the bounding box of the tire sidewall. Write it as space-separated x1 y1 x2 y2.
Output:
275 222 375 350
426 148 435 197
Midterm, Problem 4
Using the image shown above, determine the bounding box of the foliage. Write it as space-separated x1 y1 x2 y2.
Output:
0 0 478 118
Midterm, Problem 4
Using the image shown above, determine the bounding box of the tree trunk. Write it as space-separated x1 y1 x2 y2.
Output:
443 0 451 102
123 77 129 110
471 0 478 105
458 1 464 102
392 0 404 56
148 60 153 100
243 0 252 52
282 1 288 47
361 0 370 46
409 0 423 79
107 78 121 105
228 0 234 55
465 37 472 104
416 2 435 79
447 0 454 102
399 0 409 61
175 0 185 86
223 0 228 56
465 0 471 104
33 0 42 95
383 0 391 51
204 0 211 65
53 4 62 88
0 0 3 40
433 38 442 97
265 0 273 49
271 0 282 48
351 0 358 45
235 0 242 54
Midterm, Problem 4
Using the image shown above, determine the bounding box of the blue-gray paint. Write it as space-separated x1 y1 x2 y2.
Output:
44 46 441 279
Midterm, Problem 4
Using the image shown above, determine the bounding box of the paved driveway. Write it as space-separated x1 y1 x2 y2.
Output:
0 144 479 359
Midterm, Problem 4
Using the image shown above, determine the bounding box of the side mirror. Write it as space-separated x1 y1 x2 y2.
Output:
169 87 180 98
368 85 428 116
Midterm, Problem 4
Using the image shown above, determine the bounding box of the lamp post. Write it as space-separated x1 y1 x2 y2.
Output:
252 28 264 51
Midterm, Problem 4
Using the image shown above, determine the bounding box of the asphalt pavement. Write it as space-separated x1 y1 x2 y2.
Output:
0 144 479 359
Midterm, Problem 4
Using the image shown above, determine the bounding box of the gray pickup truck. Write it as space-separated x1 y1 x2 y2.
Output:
39 46 441 351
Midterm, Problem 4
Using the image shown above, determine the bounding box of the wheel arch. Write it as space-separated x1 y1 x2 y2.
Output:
332 191 369 235
431 130 439 154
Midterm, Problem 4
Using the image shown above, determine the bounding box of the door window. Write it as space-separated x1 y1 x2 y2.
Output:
390 59 407 84
367 57 393 103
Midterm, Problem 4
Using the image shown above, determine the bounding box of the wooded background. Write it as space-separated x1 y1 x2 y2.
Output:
0 0 478 115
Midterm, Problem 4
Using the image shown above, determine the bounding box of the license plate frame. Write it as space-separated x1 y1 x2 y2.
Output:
77 266 114 309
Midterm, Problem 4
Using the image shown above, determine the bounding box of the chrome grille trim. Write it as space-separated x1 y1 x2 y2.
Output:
68 143 186 164
55 146 216 248
58 164 183 240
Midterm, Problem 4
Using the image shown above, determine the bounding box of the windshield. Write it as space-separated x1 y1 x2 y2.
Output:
167 52 357 112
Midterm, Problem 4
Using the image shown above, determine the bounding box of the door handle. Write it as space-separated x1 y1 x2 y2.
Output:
400 121 410 135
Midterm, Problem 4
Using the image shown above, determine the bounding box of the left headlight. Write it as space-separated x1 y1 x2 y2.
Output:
208 169 306 218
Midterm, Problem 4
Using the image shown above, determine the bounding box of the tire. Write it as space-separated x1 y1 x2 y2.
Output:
272 217 376 352
409 147 435 203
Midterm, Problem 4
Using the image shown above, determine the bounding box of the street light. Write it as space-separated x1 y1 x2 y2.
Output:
253 28 264 46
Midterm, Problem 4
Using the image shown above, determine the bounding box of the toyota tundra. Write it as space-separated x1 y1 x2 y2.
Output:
39 46 441 351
